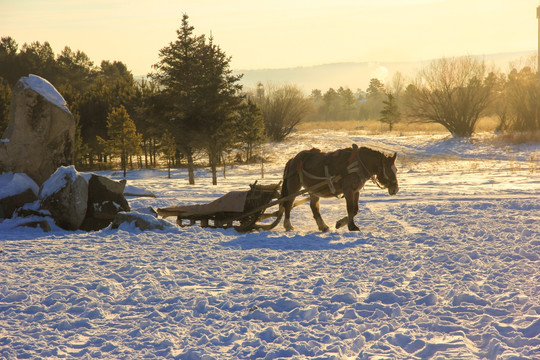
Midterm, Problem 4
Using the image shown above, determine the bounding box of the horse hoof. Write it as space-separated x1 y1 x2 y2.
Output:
320 226 330 232
285 225 295 231
348 225 360 231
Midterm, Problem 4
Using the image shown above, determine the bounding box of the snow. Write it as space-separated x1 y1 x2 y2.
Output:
0 130 539 359
38 165 81 198
20 74 71 114
124 184 156 197
0 172 39 200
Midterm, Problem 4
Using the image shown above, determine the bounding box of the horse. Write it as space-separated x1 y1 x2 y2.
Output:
279 144 399 232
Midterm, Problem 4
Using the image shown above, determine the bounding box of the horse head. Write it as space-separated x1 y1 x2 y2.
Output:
377 152 399 195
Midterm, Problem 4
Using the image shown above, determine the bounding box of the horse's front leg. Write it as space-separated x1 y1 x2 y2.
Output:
310 194 329 232
345 190 360 231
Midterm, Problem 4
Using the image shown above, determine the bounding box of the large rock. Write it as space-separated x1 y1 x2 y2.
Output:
39 166 88 230
0 172 39 218
79 174 130 231
0 74 75 185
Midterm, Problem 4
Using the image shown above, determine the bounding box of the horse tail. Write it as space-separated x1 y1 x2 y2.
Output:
280 158 294 199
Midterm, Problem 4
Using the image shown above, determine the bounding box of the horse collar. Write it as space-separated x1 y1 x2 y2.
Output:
347 147 370 179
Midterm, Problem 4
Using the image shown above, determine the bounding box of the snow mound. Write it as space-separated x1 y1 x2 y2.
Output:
20 74 70 114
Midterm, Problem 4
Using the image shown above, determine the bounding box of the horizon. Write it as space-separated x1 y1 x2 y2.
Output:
236 50 537 93
1 0 539 77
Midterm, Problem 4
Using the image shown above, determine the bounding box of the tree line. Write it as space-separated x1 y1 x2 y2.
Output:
0 16 270 184
307 57 539 137
1 14 538 184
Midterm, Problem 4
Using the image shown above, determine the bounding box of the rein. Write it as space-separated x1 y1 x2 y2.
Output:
352 148 388 190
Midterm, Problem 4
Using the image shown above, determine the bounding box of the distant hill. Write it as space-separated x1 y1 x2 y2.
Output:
235 51 536 93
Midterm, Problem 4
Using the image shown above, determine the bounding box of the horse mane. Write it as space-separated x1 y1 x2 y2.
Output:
318 146 386 163
357 146 387 158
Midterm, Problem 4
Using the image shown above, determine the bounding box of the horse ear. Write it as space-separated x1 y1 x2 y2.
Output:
352 144 358 150
391 152 397 162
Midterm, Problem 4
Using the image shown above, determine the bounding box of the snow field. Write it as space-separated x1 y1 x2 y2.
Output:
0 131 539 359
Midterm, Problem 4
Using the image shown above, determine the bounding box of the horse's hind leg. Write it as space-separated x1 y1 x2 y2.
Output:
281 176 300 231
310 194 329 232
345 190 360 231
282 196 296 231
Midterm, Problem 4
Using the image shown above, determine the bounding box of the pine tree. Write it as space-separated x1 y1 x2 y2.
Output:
0 77 11 134
237 99 265 162
199 35 244 185
379 93 401 132
160 129 176 179
151 14 243 185
98 105 142 177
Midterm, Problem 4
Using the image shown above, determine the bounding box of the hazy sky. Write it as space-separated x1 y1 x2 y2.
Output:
1 0 539 75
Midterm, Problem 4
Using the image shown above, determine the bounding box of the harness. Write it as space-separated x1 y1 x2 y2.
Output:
297 146 370 196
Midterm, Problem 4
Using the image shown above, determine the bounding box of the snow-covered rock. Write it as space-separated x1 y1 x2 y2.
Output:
0 172 39 218
80 174 130 231
0 74 75 185
39 166 87 230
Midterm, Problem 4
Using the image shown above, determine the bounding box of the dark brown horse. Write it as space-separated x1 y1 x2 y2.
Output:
280 144 399 231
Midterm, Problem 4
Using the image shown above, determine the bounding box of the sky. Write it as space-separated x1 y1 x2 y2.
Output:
1 0 539 76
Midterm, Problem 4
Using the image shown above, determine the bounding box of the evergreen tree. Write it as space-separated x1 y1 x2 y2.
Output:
160 129 176 179
198 35 244 185
322 88 339 121
0 37 21 86
19 41 57 82
133 79 162 168
151 14 244 185
379 93 401 131
358 78 386 121
0 77 11 134
237 98 265 162
77 62 138 164
151 14 207 184
98 105 142 177
78 78 114 162
56 46 95 92
73 121 91 169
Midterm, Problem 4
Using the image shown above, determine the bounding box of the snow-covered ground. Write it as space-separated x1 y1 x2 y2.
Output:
0 130 539 359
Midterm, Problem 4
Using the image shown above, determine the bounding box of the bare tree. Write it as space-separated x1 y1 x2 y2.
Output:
405 56 492 137
256 84 312 142
388 71 406 98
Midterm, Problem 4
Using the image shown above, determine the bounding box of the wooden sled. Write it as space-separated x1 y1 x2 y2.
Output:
157 182 284 232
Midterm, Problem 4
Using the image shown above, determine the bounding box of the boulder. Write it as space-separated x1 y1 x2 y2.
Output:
0 188 37 219
79 174 130 231
0 172 39 218
0 75 75 185
39 166 88 230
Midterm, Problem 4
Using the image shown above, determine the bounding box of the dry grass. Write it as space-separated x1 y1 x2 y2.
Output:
298 117 499 135
494 131 540 144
